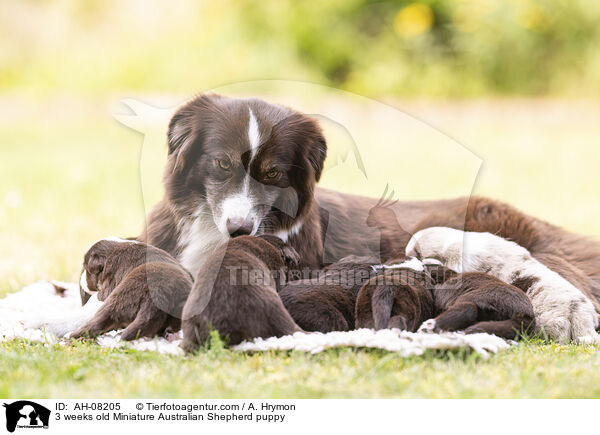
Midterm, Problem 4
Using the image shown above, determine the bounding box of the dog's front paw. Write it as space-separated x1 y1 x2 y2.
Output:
418 318 437 333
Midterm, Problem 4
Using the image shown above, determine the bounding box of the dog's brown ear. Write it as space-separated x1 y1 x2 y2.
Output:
303 116 327 181
276 113 327 182
167 94 219 174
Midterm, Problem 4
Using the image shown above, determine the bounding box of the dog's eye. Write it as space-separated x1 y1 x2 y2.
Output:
266 168 280 179
216 159 231 171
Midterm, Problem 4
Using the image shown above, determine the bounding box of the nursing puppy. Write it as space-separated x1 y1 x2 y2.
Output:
279 255 379 332
407 227 600 343
355 257 435 330
71 238 192 340
356 257 535 339
181 235 301 353
418 272 535 339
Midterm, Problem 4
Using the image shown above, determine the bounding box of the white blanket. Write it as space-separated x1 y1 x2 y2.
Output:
0 281 512 358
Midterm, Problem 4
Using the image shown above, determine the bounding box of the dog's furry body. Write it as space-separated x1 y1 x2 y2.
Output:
180 235 301 352
135 94 600 343
407 227 600 343
72 239 192 340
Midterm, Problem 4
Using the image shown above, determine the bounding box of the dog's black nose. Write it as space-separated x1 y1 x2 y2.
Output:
226 217 254 237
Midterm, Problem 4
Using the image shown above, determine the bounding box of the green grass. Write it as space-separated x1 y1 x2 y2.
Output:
2 338 600 398
1 95 600 398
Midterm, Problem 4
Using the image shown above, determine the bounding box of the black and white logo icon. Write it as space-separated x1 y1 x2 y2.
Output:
2 401 50 433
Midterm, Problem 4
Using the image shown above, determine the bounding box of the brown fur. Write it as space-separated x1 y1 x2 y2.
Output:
180 235 301 353
72 240 192 340
279 255 379 332
430 273 535 339
355 265 434 331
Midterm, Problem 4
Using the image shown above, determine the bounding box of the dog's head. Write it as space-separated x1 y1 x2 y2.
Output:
163 94 327 239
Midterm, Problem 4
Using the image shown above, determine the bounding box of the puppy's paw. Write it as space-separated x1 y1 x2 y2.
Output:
280 245 300 269
576 333 600 345
418 318 437 333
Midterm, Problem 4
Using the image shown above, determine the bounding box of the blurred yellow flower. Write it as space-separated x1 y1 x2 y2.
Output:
515 1 552 32
394 3 434 39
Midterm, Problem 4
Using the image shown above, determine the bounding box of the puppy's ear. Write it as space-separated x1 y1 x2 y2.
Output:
167 94 218 174
88 253 105 276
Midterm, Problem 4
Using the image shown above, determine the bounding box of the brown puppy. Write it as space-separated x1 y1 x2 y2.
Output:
419 272 536 339
355 257 435 330
355 255 535 339
71 238 192 340
181 235 301 353
279 255 379 332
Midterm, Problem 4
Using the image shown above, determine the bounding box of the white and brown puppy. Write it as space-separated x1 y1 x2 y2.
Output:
72 238 192 340
407 227 600 343
181 235 302 353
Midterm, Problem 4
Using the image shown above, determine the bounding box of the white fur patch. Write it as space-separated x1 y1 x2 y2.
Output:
79 270 95 296
218 190 259 236
274 220 304 242
103 236 138 244
177 205 228 278
372 257 425 273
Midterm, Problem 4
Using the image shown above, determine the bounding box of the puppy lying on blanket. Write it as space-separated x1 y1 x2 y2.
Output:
407 227 599 343
279 255 379 332
71 238 192 340
356 256 535 339
418 270 535 339
355 257 435 331
181 235 302 353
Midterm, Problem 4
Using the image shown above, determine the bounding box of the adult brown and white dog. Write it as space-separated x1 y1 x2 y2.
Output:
138 93 600 338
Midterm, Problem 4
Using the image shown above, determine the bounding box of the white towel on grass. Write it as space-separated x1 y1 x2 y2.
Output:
0 281 512 358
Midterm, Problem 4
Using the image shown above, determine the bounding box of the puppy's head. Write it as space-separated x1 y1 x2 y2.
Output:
164 94 327 239
79 237 137 304
406 227 465 270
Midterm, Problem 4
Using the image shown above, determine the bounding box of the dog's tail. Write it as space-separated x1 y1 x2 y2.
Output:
371 285 398 330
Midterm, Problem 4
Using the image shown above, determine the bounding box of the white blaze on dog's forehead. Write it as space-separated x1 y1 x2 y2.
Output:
247 107 261 158
274 220 303 242
79 270 96 295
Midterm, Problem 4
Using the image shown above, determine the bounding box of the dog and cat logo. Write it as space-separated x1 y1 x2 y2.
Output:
2 401 50 432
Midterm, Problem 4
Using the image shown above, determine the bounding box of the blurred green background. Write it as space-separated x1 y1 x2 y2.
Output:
2 0 600 97
1 0 599 292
